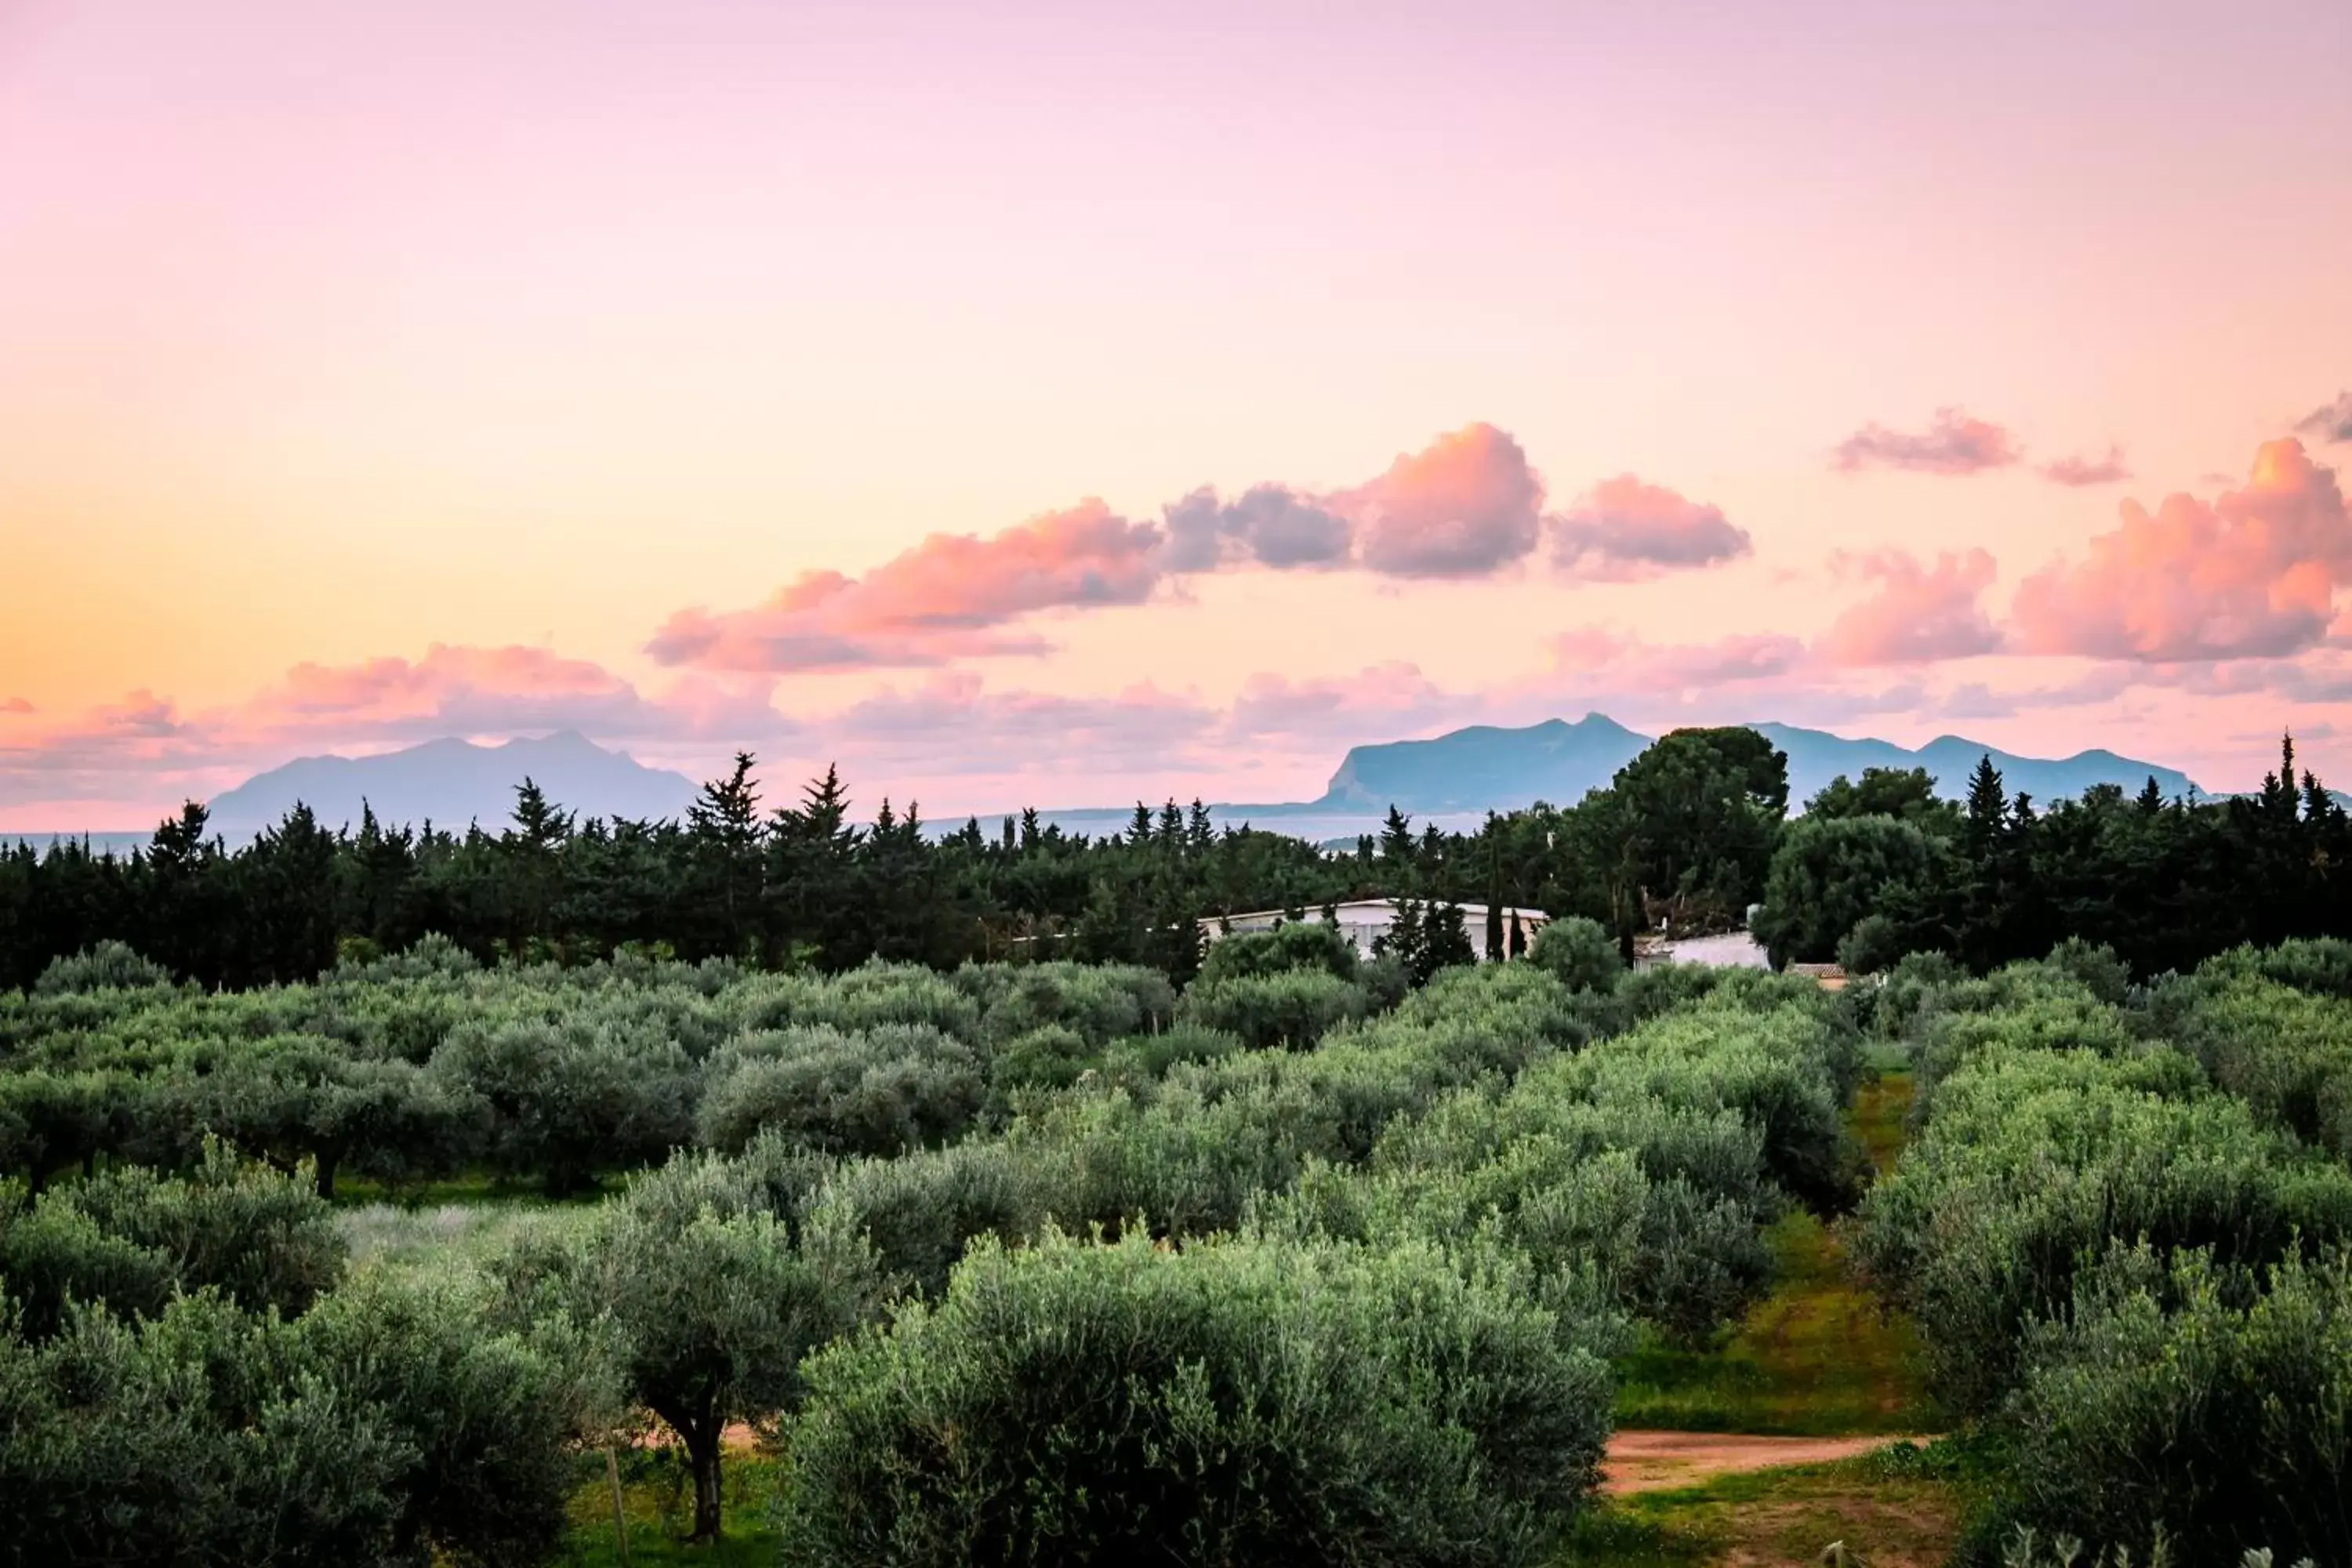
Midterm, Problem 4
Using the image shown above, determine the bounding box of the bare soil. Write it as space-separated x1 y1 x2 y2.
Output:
1602 1429 1925 1496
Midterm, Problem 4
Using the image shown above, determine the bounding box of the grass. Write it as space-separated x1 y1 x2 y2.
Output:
1611 1071 1937 1436
332 1169 621 1207
1852 1068 1915 1174
336 1196 598 1276
554 1446 784 1567
1555 1450 1968 1568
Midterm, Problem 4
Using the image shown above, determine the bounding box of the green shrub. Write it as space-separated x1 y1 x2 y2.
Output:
957 960 1176 1046
1177 968 1368 1049
32 941 173 996
1838 913 1906 977
1527 916 1622 993
1100 1022 1247 1083
296 1268 604 1566
985 1023 1097 1103
2165 974 2352 1161
1195 920 1362 985
1854 1040 2352 1414
430 1015 696 1192
2005 1243 2352 1563
0 1291 409 1568
0 1143 343 1337
812 1139 1053 1301
696 1024 983 1157
775 1227 1613 1567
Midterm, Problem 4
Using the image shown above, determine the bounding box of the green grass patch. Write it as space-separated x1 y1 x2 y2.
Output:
1851 1069 1915 1174
555 1446 783 1567
1612 1209 1937 1436
336 1197 599 1276
1555 1451 1965 1568
332 1169 619 1207
1612 1070 1936 1436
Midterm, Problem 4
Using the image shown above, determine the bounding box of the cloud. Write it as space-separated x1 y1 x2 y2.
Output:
1549 628 1809 689
2039 446 2131 487
1936 666 2137 720
2296 392 2352 445
1160 485 1352 572
646 424 1748 677
821 675 1220 795
647 500 1165 672
0 698 31 715
1832 407 2020 475
1334 423 1546 578
1817 549 2002 666
231 644 800 756
2011 437 2352 661
1551 476 1751 579
0 646 797 821
1225 663 1461 746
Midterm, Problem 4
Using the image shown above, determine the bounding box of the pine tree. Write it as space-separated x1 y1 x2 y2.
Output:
690 753 765 960
1379 806 1415 868
1425 902 1477 978
1963 755 2006 851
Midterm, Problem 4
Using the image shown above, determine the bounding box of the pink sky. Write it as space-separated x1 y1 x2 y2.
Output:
3 0 2350 827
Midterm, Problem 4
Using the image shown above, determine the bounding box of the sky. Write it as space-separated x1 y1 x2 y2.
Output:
2 0 2350 829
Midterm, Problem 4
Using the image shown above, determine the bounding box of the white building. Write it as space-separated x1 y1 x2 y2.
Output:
1200 899 1552 963
1632 930 1773 970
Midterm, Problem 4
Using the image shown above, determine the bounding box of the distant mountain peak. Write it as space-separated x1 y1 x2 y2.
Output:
203 732 700 843
1313 716 2197 818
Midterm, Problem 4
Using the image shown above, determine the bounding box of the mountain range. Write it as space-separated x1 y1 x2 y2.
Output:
15 718 2206 849
202 732 700 842
1314 713 2200 815
1033 713 2201 840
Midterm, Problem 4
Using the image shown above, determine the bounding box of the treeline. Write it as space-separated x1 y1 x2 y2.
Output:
1754 735 2352 978
0 729 1793 991
4 725 2347 994
2 927 1865 1564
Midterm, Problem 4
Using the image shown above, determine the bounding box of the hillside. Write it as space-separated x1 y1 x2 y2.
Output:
204 731 699 842
1314 716 2198 816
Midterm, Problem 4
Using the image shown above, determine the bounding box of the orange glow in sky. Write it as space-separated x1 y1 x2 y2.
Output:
3 1 2350 828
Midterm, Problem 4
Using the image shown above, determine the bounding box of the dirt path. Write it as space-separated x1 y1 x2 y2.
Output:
1603 1428 1919 1495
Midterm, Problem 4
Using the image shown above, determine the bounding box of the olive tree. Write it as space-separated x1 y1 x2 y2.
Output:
579 1162 878 1541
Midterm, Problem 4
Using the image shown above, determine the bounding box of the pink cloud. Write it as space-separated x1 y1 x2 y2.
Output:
1 698 32 715
1225 663 1461 746
1550 628 1809 689
1936 666 2137 720
1817 549 2002 666
1551 475 1751 579
824 673 1216 785
1334 423 1545 578
2011 437 2352 661
645 424 1750 678
1832 407 2020 475
2297 392 2352 445
0 647 797 821
647 500 1164 672
2039 446 2132 487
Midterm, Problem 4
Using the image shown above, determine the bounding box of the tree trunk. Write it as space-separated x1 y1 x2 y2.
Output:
315 1151 339 1202
685 1423 724 1543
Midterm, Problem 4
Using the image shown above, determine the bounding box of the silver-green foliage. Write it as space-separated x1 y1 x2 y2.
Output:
775 1226 1614 1568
